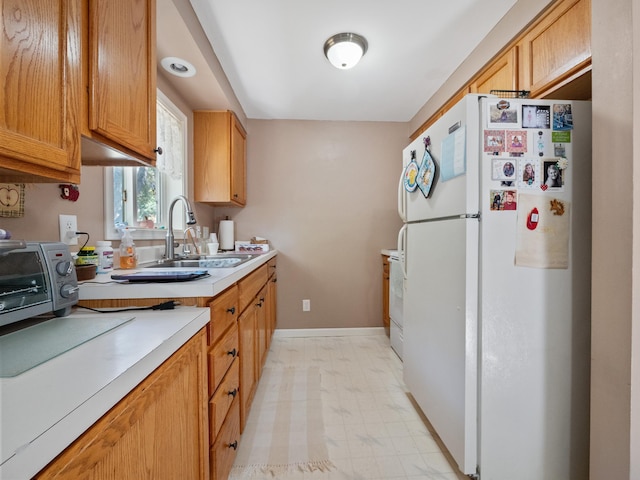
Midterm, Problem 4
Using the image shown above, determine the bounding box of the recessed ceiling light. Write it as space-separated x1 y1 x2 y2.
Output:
160 56 196 77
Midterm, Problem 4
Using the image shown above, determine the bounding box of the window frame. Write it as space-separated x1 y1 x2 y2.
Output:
103 89 188 241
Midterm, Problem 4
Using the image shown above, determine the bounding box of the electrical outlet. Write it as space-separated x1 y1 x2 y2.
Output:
302 299 311 312
59 214 78 245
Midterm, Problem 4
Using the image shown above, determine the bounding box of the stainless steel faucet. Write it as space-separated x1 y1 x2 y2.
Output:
165 195 197 260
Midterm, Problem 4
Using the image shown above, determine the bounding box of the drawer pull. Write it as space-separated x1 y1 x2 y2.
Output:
226 306 236 315
228 388 237 398
227 348 237 357
229 441 238 450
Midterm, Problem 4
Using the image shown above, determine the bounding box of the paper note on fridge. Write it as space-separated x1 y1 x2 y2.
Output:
515 193 570 269
440 126 466 181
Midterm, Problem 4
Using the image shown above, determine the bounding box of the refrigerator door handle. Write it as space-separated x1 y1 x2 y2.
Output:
397 170 407 222
397 224 408 279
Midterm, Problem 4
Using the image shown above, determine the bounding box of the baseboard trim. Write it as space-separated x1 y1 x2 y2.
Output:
273 327 386 338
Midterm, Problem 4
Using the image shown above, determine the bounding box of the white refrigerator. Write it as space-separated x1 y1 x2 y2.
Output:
397 94 591 480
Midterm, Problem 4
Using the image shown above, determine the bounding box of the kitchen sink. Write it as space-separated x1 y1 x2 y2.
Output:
144 253 258 269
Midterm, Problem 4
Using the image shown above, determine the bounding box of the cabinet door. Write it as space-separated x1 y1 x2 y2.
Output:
230 113 247 205
470 47 518 95
86 0 156 161
382 255 390 334
518 0 591 97
0 0 81 183
267 272 278 341
238 305 257 432
256 285 268 372
36 329 209 480
194 110 247 207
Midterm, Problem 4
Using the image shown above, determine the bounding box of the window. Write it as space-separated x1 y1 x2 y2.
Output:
104 90 187 240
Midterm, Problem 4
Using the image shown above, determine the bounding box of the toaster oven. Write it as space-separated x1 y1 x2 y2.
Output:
0 240 79 327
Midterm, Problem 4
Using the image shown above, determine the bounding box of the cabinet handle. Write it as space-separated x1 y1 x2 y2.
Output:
229 441 238 450
154 147 163 155
228 388 237 397
227 306 236 314
227 348 237 357
255 300 263 307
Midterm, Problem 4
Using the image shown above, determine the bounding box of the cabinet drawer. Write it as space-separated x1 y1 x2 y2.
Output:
238 264 268 313
208 285 238 346
209 359 240 442
208 324 239 396
210 397 240 480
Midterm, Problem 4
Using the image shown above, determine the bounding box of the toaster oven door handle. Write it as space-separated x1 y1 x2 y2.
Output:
61 285 80 298
0 239 27 255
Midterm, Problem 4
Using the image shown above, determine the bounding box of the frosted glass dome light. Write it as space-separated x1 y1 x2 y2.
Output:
323 33 368 70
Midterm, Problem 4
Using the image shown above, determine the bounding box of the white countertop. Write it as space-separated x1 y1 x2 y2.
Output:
0 251 277 479
78 250 277 300
0 307 209 479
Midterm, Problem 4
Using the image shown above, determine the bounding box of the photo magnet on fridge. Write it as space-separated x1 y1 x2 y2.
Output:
506 130 527 154
552 104 573 130
487 100 520 128
491 158 517 181
522 105 551 129
484 129 505 153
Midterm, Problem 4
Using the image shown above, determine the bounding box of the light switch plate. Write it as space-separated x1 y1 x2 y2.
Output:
59 214 78 245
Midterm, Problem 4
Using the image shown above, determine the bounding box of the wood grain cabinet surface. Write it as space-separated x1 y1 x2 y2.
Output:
411 0 591 139
0 0 82 183
382 254 390 336
81 0 158 165
518 0 591 97
35 329 209 480
194 110 247 207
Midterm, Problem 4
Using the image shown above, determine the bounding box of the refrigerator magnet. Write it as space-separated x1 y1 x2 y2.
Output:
552 104 573 130
517 158 540 190
487 100 520 128
484 129 505 153
490 189 517 211
522 105 551 129
506 130 528 154
491 159 517 182
541 159 564 191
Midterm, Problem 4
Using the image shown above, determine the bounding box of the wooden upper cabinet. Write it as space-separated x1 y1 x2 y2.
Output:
0 0 82 183
82 0 157 165
518 0 591 97
194 110 247 207
470 47 518 95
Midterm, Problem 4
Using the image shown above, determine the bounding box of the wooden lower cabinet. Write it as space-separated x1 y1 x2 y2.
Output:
35 329 208 480
238 303 257 432
64 256 278 479
210 398 241 480
382 254 390 336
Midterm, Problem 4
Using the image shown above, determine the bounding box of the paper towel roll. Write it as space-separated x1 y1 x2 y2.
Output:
219 220 235 250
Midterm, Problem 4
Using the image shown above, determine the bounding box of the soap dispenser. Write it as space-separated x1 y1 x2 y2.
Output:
119 229 137 269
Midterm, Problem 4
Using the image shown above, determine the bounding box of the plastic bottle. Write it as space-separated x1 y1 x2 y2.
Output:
119 229 137 269
96 240 114 273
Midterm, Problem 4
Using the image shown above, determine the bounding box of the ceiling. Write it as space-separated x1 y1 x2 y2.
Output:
158 0 518 122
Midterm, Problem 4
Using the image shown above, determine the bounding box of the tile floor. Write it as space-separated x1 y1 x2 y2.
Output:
232 333 467 480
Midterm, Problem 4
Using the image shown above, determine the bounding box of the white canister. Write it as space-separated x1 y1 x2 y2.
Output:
95 240 114 273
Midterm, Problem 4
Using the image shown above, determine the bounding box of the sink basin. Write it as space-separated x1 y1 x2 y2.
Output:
144 253 257 269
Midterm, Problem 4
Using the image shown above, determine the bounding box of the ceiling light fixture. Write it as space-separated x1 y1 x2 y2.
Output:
160 56 196 78
323 32 368 70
